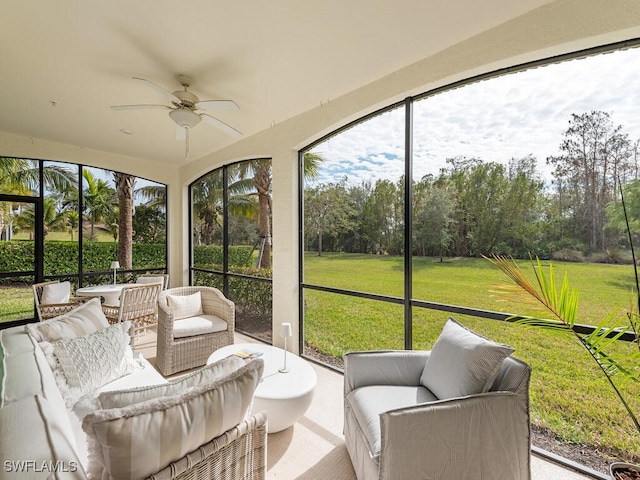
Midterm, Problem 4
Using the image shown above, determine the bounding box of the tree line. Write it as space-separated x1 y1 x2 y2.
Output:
305 111 640 261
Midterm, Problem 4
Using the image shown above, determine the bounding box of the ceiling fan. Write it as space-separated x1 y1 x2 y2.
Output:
111 75 242 159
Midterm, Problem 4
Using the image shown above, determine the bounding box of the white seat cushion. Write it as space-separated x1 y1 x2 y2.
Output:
0 395 86 477
346 385 436 459
92 356 244 409
173 314 227 338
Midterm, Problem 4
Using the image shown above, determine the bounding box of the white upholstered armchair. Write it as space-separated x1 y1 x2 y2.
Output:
343 319 531 480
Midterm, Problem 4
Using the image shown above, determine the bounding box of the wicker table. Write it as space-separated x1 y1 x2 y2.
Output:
207 342 316 433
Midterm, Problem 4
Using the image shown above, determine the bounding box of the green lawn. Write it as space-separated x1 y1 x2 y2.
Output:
12 230 115 242
0 284 35 321
304 252 640 462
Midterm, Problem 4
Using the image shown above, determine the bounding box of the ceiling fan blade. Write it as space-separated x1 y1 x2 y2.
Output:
111 104 171 111
175 125 186 141
196 100 239 111
132 77 181 104
201 113 243 138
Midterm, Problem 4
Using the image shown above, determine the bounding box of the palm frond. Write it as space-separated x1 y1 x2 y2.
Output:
485 252 640 433
510 315 570 331
483 255 546 305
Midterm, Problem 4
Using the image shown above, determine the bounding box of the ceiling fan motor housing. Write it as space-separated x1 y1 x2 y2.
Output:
172 90 199 109
170 78 201 128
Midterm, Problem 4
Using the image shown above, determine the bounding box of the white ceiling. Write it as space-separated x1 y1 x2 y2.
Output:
0 1 555 165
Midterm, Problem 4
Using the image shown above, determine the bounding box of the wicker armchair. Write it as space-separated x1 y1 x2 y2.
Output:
157 286 235 376
32 280 91 321
146 410 267 480
102 283 163 334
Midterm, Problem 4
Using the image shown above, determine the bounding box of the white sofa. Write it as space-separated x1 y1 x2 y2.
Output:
0 298 266 480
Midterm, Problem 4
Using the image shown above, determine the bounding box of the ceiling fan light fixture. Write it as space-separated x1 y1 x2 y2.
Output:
169 108 201 128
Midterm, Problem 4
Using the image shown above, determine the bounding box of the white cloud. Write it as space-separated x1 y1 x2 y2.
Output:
309 47 640 185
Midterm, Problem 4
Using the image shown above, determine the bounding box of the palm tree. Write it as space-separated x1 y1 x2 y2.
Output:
83 170 116 242
252 160 272 269
1 159 166 272
14 198 67 238
1 157 76 195
192 170 257 246
232 153 322 269
65 210 80 241
114 172 135 269
1 157 77 240
136 184 167 210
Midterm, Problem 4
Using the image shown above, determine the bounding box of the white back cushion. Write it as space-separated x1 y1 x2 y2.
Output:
136 275 165 287
420 318 514 400
167 291 204 320
26 298 109 343
82 357 263 480
41 281 71 304
0 396 86 476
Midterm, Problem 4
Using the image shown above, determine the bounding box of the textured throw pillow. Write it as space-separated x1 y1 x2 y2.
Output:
42 322 136 408
82 357 263 480
167 291 204 320
420 318 514 400
75 355 246 416
40 281 71 304
26 297 109 342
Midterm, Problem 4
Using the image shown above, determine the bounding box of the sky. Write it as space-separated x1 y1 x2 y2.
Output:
308 47 640 186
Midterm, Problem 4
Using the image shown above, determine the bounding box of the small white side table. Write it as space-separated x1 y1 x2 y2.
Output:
207 342 317 433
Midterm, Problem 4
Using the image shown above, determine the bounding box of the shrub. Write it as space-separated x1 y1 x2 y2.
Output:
193 245 255 267
551 248 586 263
0 240 167 279
588 248 633 265
194 265 272 317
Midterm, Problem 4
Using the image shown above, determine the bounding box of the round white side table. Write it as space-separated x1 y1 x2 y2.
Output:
76 283 129 306
207 342 317 433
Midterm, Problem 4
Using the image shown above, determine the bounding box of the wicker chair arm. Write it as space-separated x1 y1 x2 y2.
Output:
101 304 120 324
69 295 93 303
157 292 176 337
200 288 235 331
38 301 84 320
